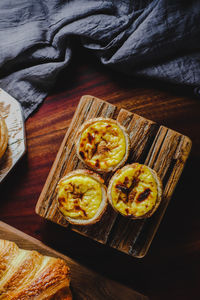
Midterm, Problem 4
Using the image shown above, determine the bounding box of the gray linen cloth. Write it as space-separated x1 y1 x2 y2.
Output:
0 0 200 119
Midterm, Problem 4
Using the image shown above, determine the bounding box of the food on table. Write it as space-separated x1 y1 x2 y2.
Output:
107 163 162 219
0 113 8 160
76 117 130 172
0 239 71 299
56 169 107 225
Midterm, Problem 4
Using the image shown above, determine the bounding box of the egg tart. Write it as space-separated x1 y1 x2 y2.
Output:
76 118 130 172
107 163 162 219
0 113 8 160
56 169 107 225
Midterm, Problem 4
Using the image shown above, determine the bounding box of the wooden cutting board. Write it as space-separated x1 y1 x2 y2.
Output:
0 221 147 300
36 95 192 258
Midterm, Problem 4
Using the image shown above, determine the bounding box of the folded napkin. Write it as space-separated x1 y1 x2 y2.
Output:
0 0 199 119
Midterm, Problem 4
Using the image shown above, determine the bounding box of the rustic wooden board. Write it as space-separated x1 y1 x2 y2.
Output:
36 95 192 258
0 89 26 183
0 221 147 300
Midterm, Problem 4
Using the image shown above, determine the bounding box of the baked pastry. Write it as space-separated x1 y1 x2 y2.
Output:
0 239 71 299
56 169 107 225
76 118 130 172
0 113 8 160
107 163 162 219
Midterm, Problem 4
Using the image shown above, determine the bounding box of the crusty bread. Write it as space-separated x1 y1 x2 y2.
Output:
56 169 107 225
0 113 8 160
107 163 163 219
0 239 71 300
76 118 130 173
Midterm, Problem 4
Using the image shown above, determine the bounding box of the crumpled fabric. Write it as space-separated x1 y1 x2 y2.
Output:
0 0 199 119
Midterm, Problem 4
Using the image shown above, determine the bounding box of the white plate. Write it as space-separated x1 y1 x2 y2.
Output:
0 89 26 183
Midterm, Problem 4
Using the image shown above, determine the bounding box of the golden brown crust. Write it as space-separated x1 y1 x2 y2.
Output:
107 163 163 219
2 250 43 294
0 240 19 280
0 113 8 160
0 240 71 300
76 117 130 173
56 169 108 225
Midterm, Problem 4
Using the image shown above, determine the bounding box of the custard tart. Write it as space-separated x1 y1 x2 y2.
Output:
56 169 107 225
107 163 162 219
0 113 8 160
76 118 130 172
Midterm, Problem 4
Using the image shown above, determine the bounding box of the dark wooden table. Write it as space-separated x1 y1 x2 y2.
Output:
1 49 200 300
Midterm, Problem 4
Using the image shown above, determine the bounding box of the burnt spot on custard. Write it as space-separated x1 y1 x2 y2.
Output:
89 139 110 161
90 143 98 157
79 151 85 159
95 159 100 168
128 190 136 202
72 192 83 200
125 208 129 215
137 188 151 202
125 208 134 217
74 205 87 217
97 141 110 154
110 129 118 136
115 176 140 203
58 197 66 207
124 176 129 185
129 177 139 190
116 184 129 194
87 132 95 144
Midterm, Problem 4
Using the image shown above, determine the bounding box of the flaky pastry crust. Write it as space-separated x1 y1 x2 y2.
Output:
0 240 71 300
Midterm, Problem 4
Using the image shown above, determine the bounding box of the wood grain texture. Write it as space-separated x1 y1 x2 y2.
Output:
0 221 147 300
36 95 191 257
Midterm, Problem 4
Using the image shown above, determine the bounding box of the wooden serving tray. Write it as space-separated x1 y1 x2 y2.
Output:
0 221 147 300
36 95 192 258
